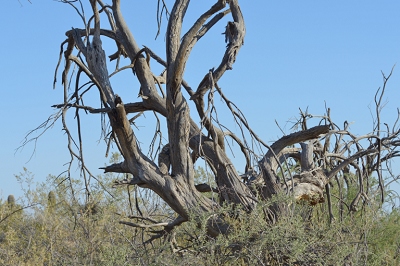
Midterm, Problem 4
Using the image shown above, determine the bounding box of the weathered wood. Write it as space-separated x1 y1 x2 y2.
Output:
52 0 400 239
259 125 330 197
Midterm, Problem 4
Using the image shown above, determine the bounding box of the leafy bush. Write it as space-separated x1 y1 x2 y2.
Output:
0 168 399 265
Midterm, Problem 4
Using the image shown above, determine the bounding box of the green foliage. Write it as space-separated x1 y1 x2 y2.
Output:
0 167 399 265
165 198 400 265
194 166 215 185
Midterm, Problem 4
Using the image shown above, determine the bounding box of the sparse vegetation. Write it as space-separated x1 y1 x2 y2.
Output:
1 166 399 265
7 0 400 265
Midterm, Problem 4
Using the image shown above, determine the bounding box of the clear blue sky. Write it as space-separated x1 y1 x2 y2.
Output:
1 1 400 200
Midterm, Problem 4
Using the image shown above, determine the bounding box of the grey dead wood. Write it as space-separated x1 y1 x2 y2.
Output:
47 0 400 240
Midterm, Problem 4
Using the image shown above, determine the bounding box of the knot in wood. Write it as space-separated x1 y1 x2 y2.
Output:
158 144 171 175
115 94 122 105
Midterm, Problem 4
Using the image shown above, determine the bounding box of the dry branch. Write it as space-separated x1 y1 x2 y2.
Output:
41 0 400 239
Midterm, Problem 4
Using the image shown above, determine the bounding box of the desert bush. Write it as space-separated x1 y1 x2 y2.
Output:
0 167 399 265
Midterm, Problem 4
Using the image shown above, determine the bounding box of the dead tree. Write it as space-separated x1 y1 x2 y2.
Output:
47 0 400 237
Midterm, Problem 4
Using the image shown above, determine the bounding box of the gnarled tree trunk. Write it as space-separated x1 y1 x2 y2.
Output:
49 0 400 238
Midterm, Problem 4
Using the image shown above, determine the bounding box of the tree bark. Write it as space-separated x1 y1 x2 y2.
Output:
51 1 400 240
